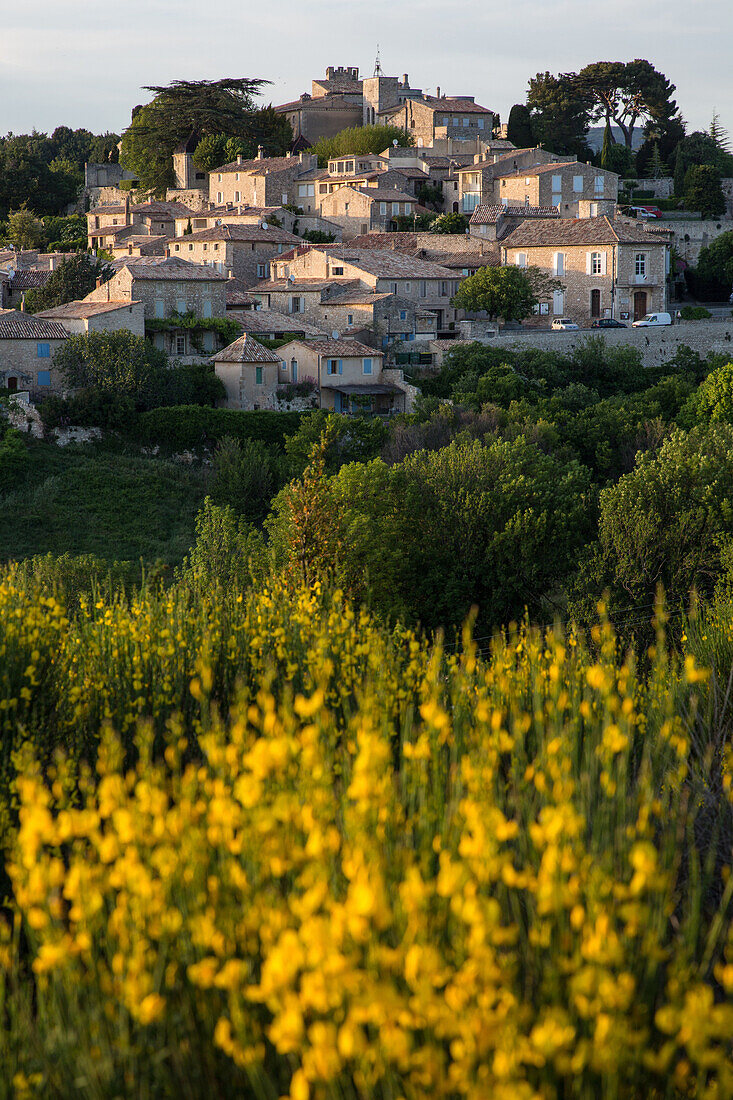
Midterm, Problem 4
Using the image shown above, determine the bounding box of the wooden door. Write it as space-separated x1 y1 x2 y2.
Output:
591 289 601 318
634 291 647 321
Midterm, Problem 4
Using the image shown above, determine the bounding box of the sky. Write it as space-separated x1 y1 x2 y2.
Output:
0 0 731 144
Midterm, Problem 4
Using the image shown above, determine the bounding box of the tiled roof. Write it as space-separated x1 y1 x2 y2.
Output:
7 270 53 290
253 278 361 294
439 249 500 268
212 155 298 175
177 224 301 245
214 333 282 364
412 96 494 115
502 215 668 248
237 309 327 336
111 256 228 281
0 309 68 340
323 289 394 305
35 300 142 319
327 249 456 279
281 338 381 356
496 162 615 179
88 201 192 217
469 204 560 224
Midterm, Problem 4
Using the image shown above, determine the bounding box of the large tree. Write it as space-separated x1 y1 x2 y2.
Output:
25 254 113 312
309 124 413 167
452 266 560 324
526 72 592 158
696 230 733 290
506 104 534 148
119 78 288 193
575 59 681 151
684 165 727 218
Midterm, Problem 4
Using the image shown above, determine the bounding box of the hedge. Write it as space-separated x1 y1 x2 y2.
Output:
136 406 305 451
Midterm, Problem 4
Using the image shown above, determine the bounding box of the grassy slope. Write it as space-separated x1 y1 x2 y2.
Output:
0 439 209 565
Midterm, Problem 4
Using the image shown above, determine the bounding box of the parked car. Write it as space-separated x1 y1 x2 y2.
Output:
627 205 661 219
631 312 673 327
591 318 627 329
551 318 580 331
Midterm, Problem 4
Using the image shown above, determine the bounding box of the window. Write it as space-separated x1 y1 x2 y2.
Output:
363 357 373 375
573 175 583 193
399 310 407 320
525 177 531 185
217 174 222 182
213 243 219 251
202 300 213 318
554 252 565 276
188 243 193 251
174 243 180 251
440 281 447 295
290 296 303 313
478 118 484 130
257 264 266 278
36 370 51 386
291 359 298 381
347 314 353 325
392 202 400 215
380 202 387 216
635 252 647 277
463 117 469 127
552 174 562 193
217 192 223 203
176 298 186 314
235 173 240 181
552 289 565 315
234 191 240 202
154 299 164 319
462 192 480 212
176 335 186 356
419 281 426 298
36 343 50 358
327 359 342 375
391 282 398 294
404 283 410 293
255 366 263 385
594 175 604 196
331 266 344 275
202 331 214 352
590 251 603 275
515 253 527 268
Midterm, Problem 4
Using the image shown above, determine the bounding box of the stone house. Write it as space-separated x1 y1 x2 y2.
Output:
500 216 671 325
172 205 281 236
168 224 301 282
494 162 619 218
87 200 193 249
275 338 412 414
381 95 495 150
111 235 168 260
265 245 461 335
318 186 417 238
235 309 327 341
454 147 574 213
208 152 319 209
33 300 146 338
469 204 560 240
0 310 68 394
213 334 284 410
83 257 229 360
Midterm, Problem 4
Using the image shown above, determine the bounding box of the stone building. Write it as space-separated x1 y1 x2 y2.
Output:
0 310 68 394
318 185 417 238
172 133 208 192
275 337 414 414
455 148 575 213
500 216 671 325
33 300 146 338
209 152 319 208
168 223 302 282
469 204 560 241
83 256 230 361
494 161 619 218
213 334 283 410
380 95 495 150
87 200 193 250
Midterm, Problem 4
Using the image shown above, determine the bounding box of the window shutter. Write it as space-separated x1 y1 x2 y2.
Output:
338 360 343 375
586 252 592 275
601 252 607 275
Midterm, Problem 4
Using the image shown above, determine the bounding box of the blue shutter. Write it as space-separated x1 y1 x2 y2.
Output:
338 360 343 375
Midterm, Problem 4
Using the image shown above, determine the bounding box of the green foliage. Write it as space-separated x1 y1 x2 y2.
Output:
416 182 443 209
674 131 733 191
269 436 593 631
180 497 266 591
210 436 284 524
574 424 733 613
120 78 275 194
506 104 534 147
53 331 171 403
284 409 388 475
6 205 45 250
0 429 29 495
309 125 413 167
679 305 713 320
192 133 229 172
145 312 242 352
526 71 591 157
684 165 727 218
429 211 468 234
136 407 303 452
575 59 681 150
680 362 733 426
696 230 733 290
24 253 113 312
299 229 336 244
451 266 539 322
0 442 207 566
0 130 105 218
600 137 635 176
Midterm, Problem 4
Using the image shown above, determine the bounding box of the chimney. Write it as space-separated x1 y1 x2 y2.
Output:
257 145 264 160
124 193 131 226
95 277 102 289
403 74 408 86
237 154 243 165
436 86 441 100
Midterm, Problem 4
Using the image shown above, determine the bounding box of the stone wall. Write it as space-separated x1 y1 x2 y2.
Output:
488 319 733 368
653 216 733 265
0 339 67 392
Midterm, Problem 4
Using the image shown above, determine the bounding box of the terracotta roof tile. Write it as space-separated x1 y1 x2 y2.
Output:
213 333 282 363
212 156 298 175
502 215 668 248
0 309 68 340
34 300 142 319
280 338 382 356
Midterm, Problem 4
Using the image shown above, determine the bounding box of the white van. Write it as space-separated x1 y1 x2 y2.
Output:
631 312 672 327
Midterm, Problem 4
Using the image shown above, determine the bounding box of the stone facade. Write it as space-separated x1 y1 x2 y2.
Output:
648 216 733 265
276 338 412 414
213 334 284 410
0 311 68 394
209 153 319 208
495 162 619 218
318 186 416 238
501 217 669 326
33 300 146 338
382 96 495 150
168 225 301 283
457 148 574 213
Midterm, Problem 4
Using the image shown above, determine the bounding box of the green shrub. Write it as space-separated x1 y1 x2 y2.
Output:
136 406 304 451
679 305 713 320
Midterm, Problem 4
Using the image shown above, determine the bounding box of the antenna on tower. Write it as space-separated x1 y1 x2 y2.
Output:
373 45 382 77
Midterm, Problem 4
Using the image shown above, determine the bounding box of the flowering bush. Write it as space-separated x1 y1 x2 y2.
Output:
0 571 731 1098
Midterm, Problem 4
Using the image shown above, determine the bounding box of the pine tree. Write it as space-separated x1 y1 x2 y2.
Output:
709 110 730 152
648 142 665 180
600 121 613 169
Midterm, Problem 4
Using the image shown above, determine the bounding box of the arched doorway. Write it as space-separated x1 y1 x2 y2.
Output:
6 376 18 392
633 291 647 321
590 288 601 318
452 202 459 213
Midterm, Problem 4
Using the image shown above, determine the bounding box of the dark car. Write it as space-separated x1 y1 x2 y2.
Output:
591 318 627 329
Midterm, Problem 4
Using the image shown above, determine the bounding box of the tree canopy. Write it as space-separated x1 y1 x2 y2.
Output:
25 254 113 313
452 266 559 323
574 60 680 150
308 125 413 167
506 104 534 148
684 165 727 218
119 78 291 193
526 72 592 158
